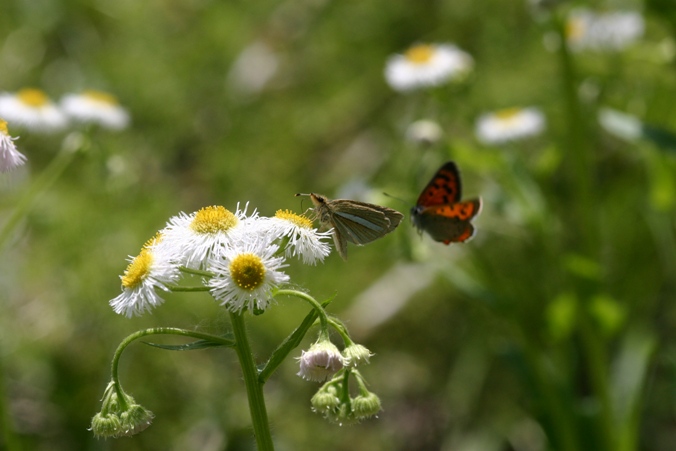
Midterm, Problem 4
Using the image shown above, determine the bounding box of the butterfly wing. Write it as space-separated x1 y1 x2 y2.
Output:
412 198 481 244
360 202 404 233
331 227 349 261
304 193 403 260
415 161 462 207
330 200 403 245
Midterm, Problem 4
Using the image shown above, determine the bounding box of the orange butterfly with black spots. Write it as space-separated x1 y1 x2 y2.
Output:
411 161 482 244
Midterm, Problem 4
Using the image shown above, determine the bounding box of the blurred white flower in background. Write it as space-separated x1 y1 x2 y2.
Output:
385 43 473 92
227 40 280 96
60 90 130 130
405 119 443 147
475 107 545 145
0 88 67 132
566 8 644 53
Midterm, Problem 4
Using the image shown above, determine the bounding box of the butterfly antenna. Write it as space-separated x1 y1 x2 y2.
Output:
383 192 409 208
295 193 310 211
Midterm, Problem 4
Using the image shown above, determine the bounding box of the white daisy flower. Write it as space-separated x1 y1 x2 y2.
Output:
385 43 473 92
297 339 345 382
109 234 181 317
207 239 290 313
0 119 27 172
0 88 67 132
60 90 130 130
475 107 546 145
261 210 332 265
566 8 644 53
160 204 258 270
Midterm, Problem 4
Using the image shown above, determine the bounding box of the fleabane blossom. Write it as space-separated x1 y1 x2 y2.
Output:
297 340 345 382
160 204 258 269
208 238 289 313
475 107 546 145
0 88 67 132
385 43 473 92
566 8 644 53
0 119 26 172
60 90 130 130
261 210 332 264
109 233 181 317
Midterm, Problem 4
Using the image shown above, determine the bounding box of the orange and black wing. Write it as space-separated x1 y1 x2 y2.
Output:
414 199 482 244
415 161 462 208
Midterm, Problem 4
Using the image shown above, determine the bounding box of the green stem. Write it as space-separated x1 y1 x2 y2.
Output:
327 318 353 346
0 141 80 250
554 12 598 252
229 312 274 451
352 369 370 396
166 285 211 292
110 327 235 389
274 289 329 331
258 294 333 383
179 266 215 278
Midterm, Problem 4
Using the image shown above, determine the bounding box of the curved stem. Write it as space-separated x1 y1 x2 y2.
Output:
274 289 329 331
327 317 353 346
110 327 235 390
229 312 274 451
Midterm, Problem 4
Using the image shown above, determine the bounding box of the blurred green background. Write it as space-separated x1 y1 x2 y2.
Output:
1 0 675 450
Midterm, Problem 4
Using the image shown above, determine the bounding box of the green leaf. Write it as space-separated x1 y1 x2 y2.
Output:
143 335 235 351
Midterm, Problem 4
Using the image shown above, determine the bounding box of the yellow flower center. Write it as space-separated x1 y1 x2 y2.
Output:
275 209 313 229
404 44 435 64
17 88 50 107
121 249 153 289
229 253 266 291
142 232 163 250
190 206 238 234
0 120 8 135
495 107 522 121
83 90 119 106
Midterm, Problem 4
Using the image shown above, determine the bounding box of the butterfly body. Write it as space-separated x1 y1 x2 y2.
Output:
411 162 481 245
296 193 403 260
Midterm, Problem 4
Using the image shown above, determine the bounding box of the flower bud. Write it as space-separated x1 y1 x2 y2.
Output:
351 392 382 419
91 381 154 439
342 343 373 367
297 340 345 382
